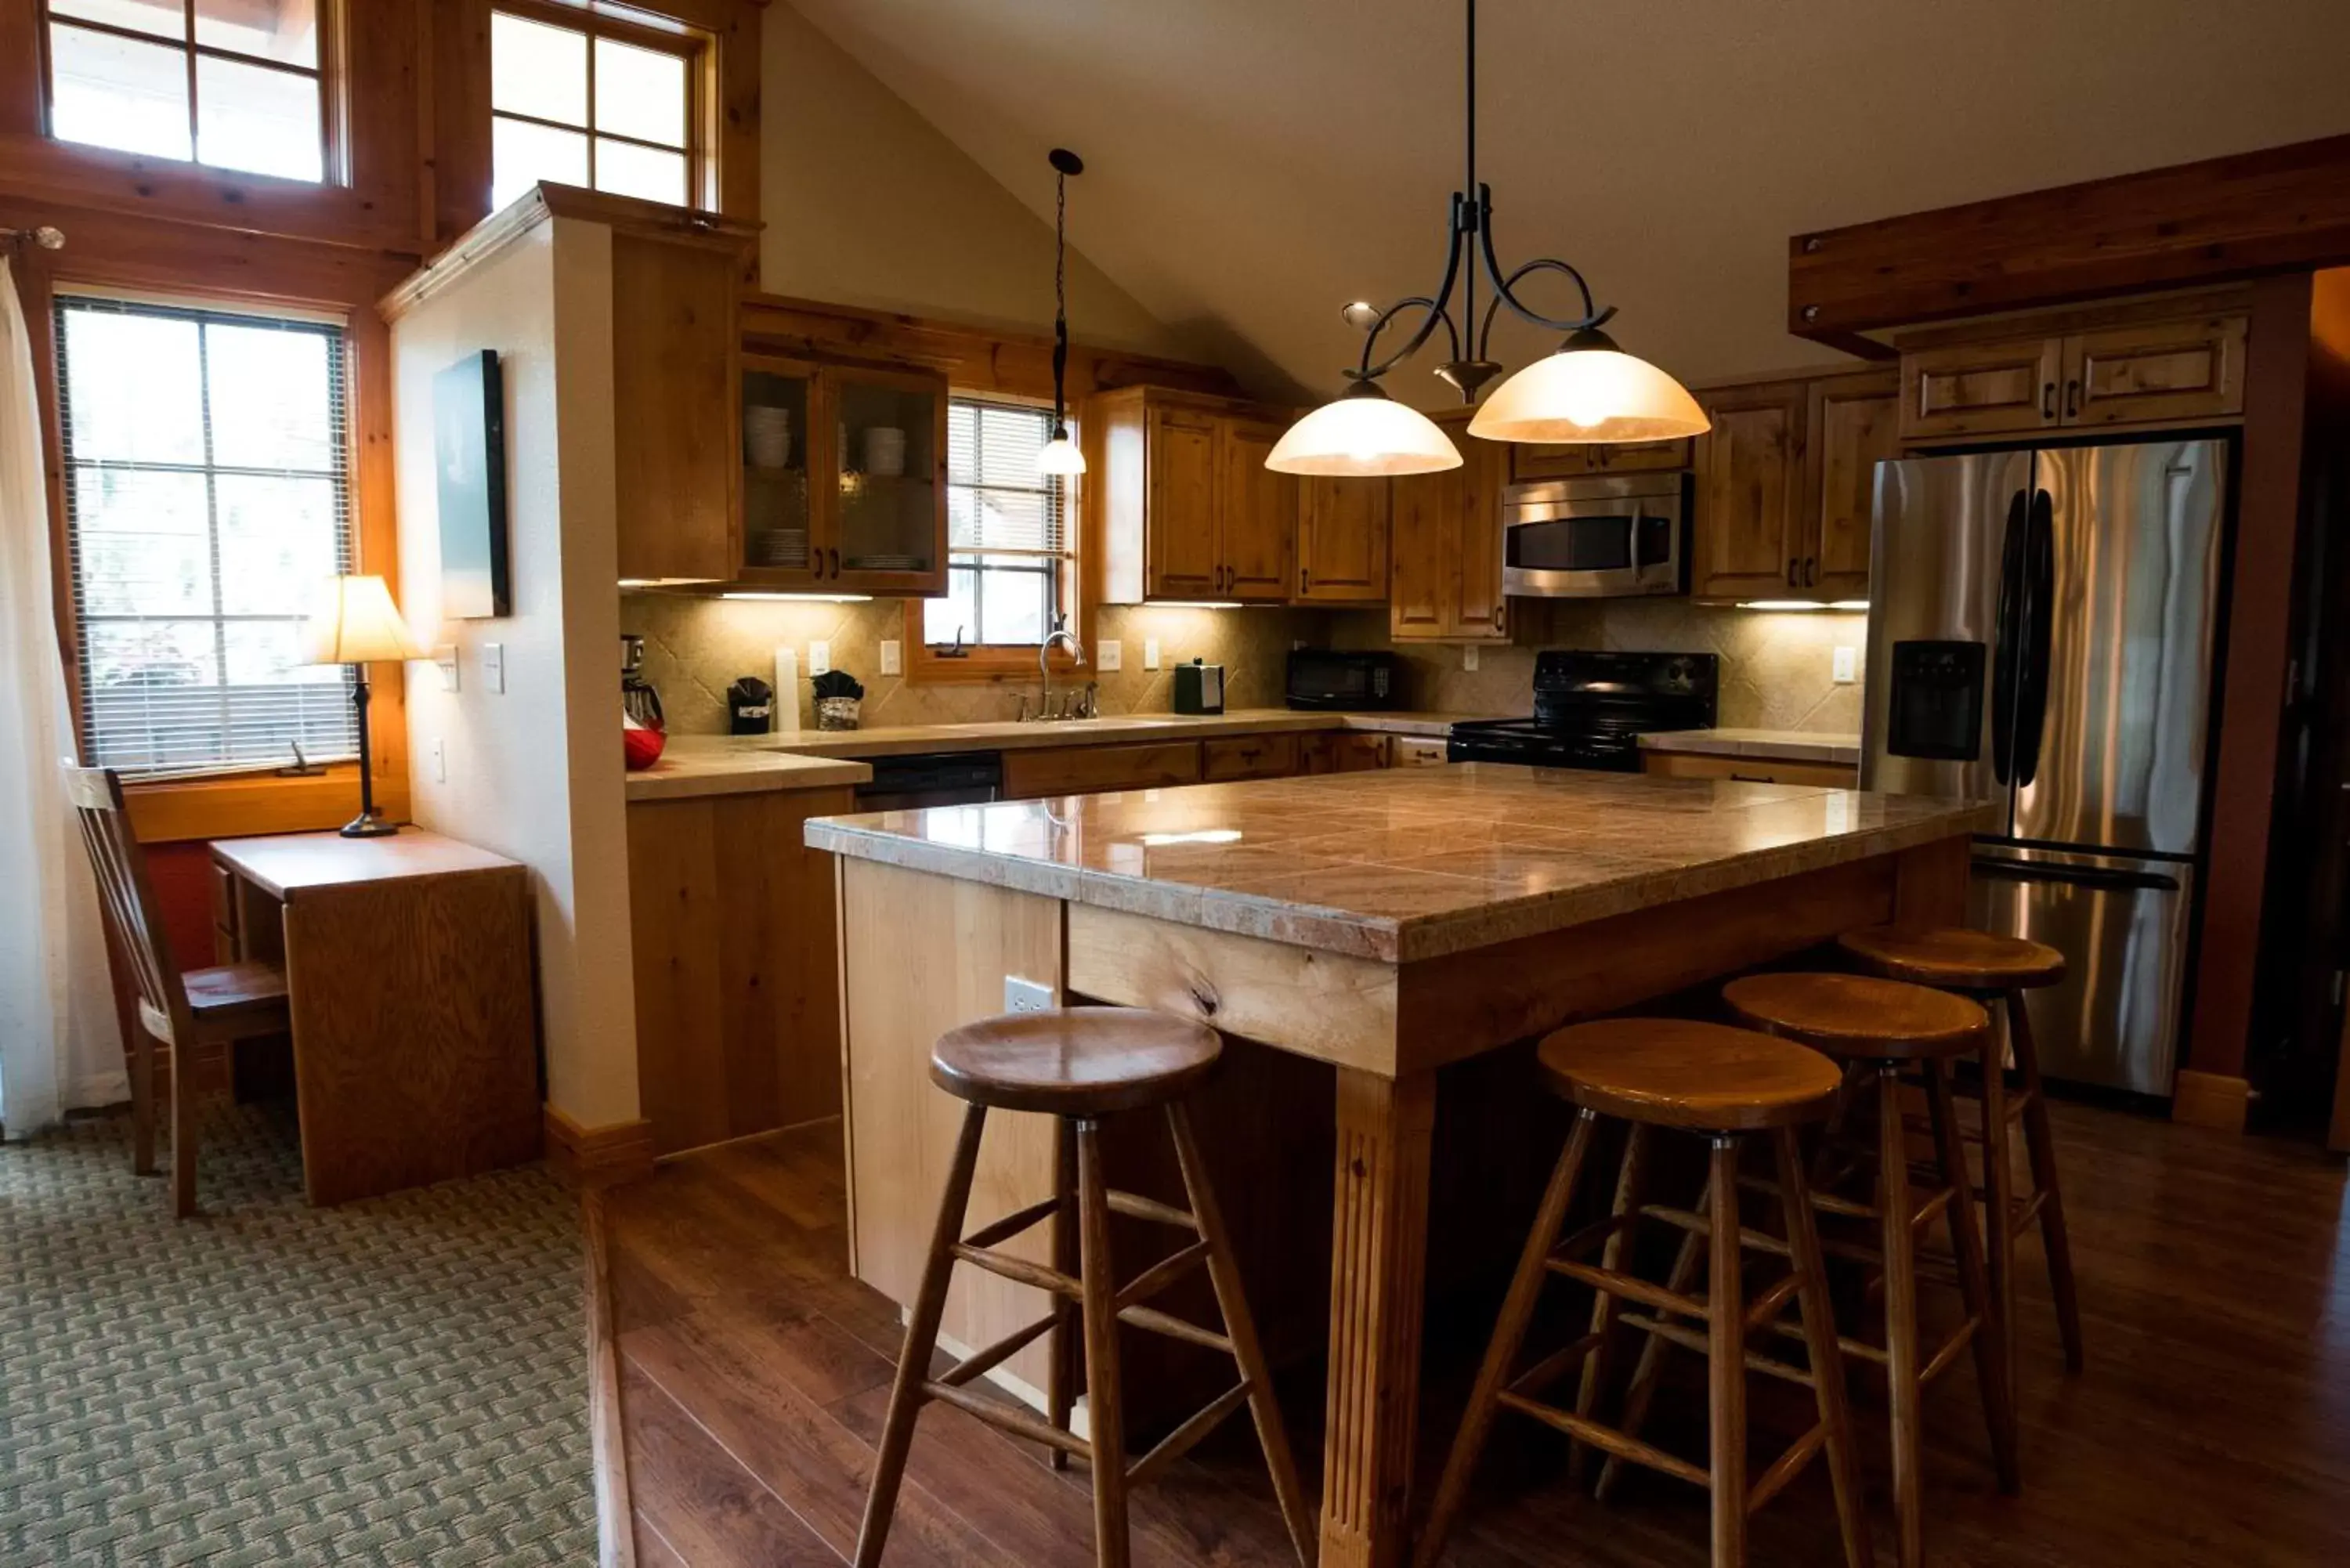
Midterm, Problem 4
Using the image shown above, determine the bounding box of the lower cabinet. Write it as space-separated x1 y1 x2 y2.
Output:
1300 732 1391 774
1390 736 1452 768
1640 750 1856 789
1003 740 1205 799
1203 732 1301 781
627 786 853 1158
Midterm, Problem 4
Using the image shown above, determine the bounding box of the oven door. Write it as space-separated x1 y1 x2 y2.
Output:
1502 479 1684 598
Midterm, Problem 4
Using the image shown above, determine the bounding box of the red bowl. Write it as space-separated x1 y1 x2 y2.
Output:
624 719 667 771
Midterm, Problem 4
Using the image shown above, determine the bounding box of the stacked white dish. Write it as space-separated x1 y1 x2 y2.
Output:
744 406 794 469
862 426 907 477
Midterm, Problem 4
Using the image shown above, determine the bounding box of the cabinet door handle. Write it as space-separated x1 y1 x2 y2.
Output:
1805 556 1817 587
2041 381 2056 420
1301 566 1312 594
828 547 841 579
2064 378 2081 418
1493 602 1505 631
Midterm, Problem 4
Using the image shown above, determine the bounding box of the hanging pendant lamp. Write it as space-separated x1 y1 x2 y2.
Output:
1267 0 1706 477
1036 147 1088 476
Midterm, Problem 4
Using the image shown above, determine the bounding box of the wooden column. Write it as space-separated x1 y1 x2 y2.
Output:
1319 1068 1437 1568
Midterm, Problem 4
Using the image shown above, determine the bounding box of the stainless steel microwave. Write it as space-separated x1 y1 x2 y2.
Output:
1502 472 1687 598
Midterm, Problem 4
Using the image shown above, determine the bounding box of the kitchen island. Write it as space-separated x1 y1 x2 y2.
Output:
808 764 1994 1568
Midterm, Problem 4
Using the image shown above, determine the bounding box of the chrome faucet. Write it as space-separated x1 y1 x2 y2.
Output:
1038 621 1085 720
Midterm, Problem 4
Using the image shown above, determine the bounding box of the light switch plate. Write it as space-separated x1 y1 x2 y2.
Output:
428 737 446 782
432 645 460 692
1833 645 1858 684
880 640 902 676
1463 645 1480 672
1144 638 1161 670
809 640 831 676
1003 976 1054 1014
1097 638 1123 673
483 641 506 694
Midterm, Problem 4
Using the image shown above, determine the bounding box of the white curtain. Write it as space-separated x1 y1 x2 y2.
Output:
0 255 123 1136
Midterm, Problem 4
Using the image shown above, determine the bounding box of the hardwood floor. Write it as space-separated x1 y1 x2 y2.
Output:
601 1102 2350 1566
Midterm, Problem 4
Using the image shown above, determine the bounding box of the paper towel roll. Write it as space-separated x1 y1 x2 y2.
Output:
773 645 800 732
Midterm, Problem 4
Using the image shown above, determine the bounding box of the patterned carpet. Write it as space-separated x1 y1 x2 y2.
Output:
0 1100 597 1566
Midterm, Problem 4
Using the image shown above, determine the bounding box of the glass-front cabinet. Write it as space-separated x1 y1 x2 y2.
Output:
737 356 947 594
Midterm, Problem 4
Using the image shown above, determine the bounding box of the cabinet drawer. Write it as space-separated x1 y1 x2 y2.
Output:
1390 736 1452 768
1300 732 1390 774
1900 338 2062 442
1510 437 1691 482
2063 316 2245 427
1003 741 1204 799
1640 750 1856 788
1202 732 1301 782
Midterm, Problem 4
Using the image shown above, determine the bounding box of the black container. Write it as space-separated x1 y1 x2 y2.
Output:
1172 659 1225 715
728 676 776 735
1287 648 1401 710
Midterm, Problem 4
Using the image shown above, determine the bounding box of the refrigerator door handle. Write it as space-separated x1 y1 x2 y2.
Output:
1990 488 2029 786
2014 487 2058 787
1972 854 2183 894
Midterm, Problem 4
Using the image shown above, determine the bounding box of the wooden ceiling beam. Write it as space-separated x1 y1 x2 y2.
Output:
1788 133 2350 345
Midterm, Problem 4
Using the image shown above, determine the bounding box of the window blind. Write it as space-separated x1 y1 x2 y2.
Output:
53 294 360 779
948 399 1065 556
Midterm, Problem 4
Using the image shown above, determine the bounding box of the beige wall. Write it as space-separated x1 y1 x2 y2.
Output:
392 215 640 1132
759 3 1191 360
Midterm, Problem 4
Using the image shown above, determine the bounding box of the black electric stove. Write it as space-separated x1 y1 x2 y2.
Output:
1448 650 1718 771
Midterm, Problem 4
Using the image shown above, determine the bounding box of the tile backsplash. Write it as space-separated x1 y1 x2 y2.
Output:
623 591 1867 736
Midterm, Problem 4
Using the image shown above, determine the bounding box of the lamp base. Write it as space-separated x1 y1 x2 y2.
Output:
338 809 400 839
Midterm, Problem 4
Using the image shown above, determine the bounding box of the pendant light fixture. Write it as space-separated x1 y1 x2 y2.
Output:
1267 0 1707 477
1035 147 1088 476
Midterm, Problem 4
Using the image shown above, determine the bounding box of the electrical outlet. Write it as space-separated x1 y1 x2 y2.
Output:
1144 638 1161 670
880 640 901 676
1833 645 1858 684
809 640 831 676
1463 644 1480 672
1097 638 1123 673
432 645 460 692
1003 976 1054 1014
483 641 505 694
428 737 446 782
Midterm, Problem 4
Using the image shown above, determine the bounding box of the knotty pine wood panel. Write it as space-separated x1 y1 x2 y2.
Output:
627 788 851 1158
1640 750 1858 788
611 230 747 583
1000 740 1203 799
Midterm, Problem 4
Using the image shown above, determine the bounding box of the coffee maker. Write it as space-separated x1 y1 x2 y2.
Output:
621 634 664 728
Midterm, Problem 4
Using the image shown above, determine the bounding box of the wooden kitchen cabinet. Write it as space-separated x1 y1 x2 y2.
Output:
736 357 949 594
1641 750 1856 789
1300 732 1391 774
1202 732 1301 781
1295 475 1391 603
1690 369 1896 602
1509 435 1693 482
1896 308 2247 442
1389 409 1509 642
1002 740 1205 799
1097 387 1300 604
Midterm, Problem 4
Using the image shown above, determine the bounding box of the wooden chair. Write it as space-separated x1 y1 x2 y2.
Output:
1416 1018 1872 1568
1838 925 2084 1380
63 765 290 1218
1723 972 2021 1568
854 1006 1314 1568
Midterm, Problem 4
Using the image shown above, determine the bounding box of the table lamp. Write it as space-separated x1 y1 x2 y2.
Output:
304 574 423 838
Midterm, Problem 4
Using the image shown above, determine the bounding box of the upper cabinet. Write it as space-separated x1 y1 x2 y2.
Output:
1095 387 1296 604
1690 369 1897 602
1898 308 2247 443
1389 410 1509 642
1295 475 1391 604
1510 436 1694 483
737 358 949 595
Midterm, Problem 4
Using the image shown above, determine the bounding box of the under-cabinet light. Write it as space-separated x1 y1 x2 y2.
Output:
1146 602 1244 610
721 592 874 604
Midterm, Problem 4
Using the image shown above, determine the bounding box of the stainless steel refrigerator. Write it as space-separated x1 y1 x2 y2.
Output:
1861 439 2227 1096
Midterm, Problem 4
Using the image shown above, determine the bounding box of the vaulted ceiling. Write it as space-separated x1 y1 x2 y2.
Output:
788 0 2350 406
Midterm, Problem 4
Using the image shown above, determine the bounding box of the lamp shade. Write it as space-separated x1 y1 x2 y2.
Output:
1266 381 1462 476
304 575 423 664
1466 330 1709 445
1035 434 1088 475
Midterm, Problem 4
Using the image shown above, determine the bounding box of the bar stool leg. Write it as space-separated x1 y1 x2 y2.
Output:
1414 1108 1599 1568
1706 1136 1748 1568
1074 1118 1131 1568
1596 1168 1710 1505
1166 1103 1317 1566
1571 1122 1651 1484
1875 1066 1925 1568
1773 1126 1873 1568
1977 1012 2020 1404
1922 1059 2021 1494
1047 1115 1079 1471
855 1102 989 1568
2009 991 2085 1373
129 1027 158 1177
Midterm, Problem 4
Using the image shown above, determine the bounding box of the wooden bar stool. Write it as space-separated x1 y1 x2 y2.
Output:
1416 1019 1873 1568
1838 926 2083 1378
1723 973 2021 1568
854 1007 1314 1568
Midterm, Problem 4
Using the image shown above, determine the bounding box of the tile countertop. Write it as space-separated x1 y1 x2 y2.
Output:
1638 728 1864 767
623 710 1480 800
806 765 1996 965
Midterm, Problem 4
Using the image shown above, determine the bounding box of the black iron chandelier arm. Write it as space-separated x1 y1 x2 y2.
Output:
1347 192 1473 381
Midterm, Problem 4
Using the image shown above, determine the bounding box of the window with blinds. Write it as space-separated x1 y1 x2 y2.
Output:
54 295 359 779
924 399 1070 647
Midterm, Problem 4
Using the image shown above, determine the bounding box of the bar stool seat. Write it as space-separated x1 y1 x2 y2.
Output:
1838 926 2065 993
1719 972 1987 1059
933 1007 1222 1114
1538 1017 1846 1128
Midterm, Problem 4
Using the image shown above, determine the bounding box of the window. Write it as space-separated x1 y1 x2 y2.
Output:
42 0 327 182
924 399 1072 649
54 295 359 779
490 5 697 212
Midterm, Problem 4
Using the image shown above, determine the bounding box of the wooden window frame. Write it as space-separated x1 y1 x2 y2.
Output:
36 0 345 186
490 0 714 214
906 394 1084 686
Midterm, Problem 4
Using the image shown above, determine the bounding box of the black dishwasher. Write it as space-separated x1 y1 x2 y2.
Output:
852 751 1003 811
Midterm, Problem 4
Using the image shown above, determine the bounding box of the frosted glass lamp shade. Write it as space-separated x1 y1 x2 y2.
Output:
1035 433 1088 475
304 575 424 663
1467 330 1709 445
1266 381 1462 476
